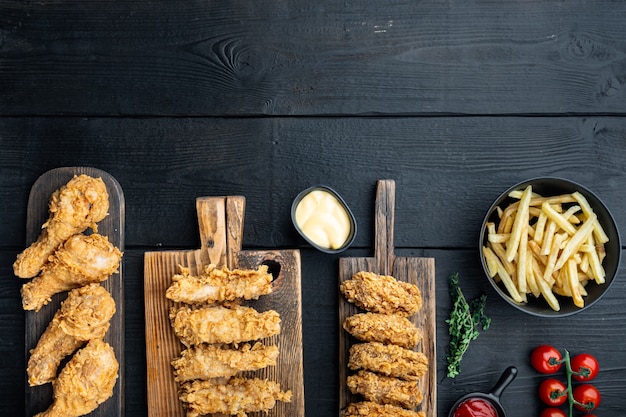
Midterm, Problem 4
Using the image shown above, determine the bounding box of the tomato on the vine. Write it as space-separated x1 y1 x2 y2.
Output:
571 353 599 381
573 384 601 412
539 407 567 417
538 378 567 406
531 345 563 374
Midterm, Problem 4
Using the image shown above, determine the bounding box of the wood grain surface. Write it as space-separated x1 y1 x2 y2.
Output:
339 180 436 416
144 196 304 417
22 167 125 417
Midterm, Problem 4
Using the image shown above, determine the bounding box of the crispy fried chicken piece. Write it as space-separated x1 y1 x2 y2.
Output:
347 370 423 409
343 313 422 349
340 271 422 316
27 284 116 386
34 338 119 417
172 341 279 382
21 233 122 311
179 377 291 417
170 305 281 347
166 264 273 305
348 342 428 381
343 401 425 417
14 174 109 279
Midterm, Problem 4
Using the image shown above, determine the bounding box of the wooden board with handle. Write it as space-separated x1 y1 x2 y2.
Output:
24 167 125 417
144 196 304 417
338 179 436 416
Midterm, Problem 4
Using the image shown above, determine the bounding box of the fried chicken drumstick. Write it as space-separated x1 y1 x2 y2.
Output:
21 233 122 311
27 284 116 386
14 174 109 279
34 338 119 417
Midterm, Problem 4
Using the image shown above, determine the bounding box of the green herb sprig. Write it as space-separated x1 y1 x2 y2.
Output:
446 272 491 378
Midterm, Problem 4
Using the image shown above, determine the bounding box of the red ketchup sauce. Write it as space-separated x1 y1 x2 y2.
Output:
453 398 499 417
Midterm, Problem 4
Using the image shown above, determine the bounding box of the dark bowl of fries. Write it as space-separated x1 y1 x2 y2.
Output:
480 177 621 317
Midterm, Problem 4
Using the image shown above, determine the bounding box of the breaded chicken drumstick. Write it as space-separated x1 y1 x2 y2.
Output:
27 284 116 386
14 174 109 279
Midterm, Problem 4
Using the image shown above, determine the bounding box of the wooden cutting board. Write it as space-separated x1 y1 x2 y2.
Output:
338 179 436 416
24 167 125 417
144 196 304 417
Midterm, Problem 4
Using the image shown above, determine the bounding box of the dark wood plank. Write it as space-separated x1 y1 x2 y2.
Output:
1 0 625 116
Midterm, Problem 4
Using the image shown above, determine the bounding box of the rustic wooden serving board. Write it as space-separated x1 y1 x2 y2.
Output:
338 180 436 416
24 167 125 417
144 196 304 417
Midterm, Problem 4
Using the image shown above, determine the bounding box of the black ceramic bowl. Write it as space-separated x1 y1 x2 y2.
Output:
479 177 621 317
291 185 357 254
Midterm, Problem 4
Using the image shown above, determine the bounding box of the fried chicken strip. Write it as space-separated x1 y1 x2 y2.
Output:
343 313 422 349
166 264 273 305
179 377 291 417
34 338 119 417
172 341 279 382
27 284 116 386
340 271 422 316
21 233 122 311
348 342 428 381
343 401 425 417
14 174 110 279
347 370 423 409
170 305 281 347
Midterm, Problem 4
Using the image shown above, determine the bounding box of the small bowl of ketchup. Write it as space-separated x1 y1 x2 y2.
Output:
449 366 517 417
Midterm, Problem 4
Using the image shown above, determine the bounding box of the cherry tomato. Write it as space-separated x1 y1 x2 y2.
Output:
538 378 567 406
573 384 601 412
540 408 567 417
571 353 599 381
531 345 563 374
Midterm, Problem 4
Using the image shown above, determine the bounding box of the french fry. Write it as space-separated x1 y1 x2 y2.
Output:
567 259 584 308
505 185 532 262
536 273 560 312
541 202 577 235
482 246 499 278
554 213 597 271
572 192 609 243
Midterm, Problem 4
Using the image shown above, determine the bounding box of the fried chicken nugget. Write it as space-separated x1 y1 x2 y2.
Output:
179 377 291 417
166 264 273 305
348 342 428 381
14 174 109 279
347 370 423 409
27 284 116 386
21 233 122 311
172 341 279 382
340 271 422 316
343 401 425 417
343 313 422 349
170 305 281 347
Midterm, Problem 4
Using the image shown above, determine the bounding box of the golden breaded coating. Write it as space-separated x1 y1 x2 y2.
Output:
340 271 422 316
170 305 281 347
347 370 423 409
27 284 116 386
348 342 428 381
343 401 425 417
179 377 292 417
343 313 422 349
166 263 273 305
14 174 110 279
172 342 279 382
21 233 122 311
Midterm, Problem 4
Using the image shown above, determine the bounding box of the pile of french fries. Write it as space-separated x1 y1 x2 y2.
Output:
482 185 609 311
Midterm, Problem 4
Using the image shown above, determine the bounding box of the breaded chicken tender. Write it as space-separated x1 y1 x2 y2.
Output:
34 338 119 417
348 342 428 381
179 377 292 417
170 305 281 347
172 341 279 382
343 401 425 417
27 284 116 386
340 271 422 316
347 370 423 409
166 264 273 305
343 313 422 349
14 174 110 279
21 233 122 311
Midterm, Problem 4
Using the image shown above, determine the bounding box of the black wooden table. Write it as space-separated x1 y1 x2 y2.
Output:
1 1 625 416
